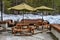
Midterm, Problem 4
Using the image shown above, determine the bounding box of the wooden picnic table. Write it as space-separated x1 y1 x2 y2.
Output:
16 22 37 30
12 19 50 35
12 25 35 35
16 19 50 30
16 19 43 29
20 19 43 25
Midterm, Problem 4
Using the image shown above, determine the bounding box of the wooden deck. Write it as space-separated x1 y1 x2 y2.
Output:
50 24 60 32
51 24 60 40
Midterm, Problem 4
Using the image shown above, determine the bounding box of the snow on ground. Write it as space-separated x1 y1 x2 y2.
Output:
0 11 60 24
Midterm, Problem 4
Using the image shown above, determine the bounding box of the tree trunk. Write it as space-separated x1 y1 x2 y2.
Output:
1 0 3 21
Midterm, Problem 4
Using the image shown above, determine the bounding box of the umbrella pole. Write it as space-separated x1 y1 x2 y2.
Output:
42 12 43 30
23 10 25 23
23 11 24 23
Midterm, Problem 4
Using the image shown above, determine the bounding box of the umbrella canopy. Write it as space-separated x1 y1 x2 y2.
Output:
35 6 55 30
8 3 36 11
8 3 37 23
35 6 54 11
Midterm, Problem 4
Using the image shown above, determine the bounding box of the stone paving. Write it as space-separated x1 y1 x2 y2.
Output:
0 31 53 40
